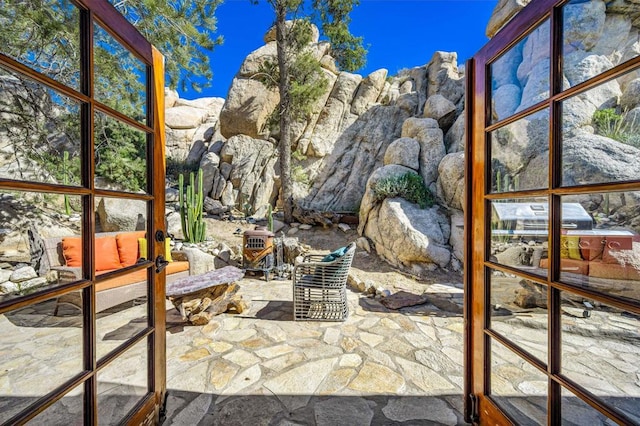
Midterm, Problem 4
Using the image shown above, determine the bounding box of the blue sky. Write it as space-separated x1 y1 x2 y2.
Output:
183 0 496 99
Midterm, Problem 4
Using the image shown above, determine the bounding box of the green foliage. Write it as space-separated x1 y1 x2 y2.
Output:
592 108 640 148
179 169 206 243
292 165 310 186
267 204 274 232
292 149 307 161
371 173 434 209
94 115 147 191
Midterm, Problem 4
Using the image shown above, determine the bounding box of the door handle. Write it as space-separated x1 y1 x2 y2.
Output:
155 255 169 273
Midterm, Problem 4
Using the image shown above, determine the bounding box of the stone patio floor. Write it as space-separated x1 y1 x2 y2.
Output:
162 275 467 425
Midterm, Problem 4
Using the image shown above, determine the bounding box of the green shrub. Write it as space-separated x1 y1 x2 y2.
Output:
292 165 310 186
592 108 640 148
166 157 200 181
371 172 434 209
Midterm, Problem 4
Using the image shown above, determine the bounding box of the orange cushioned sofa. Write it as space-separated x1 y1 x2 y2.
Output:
539 233 640 281
45 231 194 313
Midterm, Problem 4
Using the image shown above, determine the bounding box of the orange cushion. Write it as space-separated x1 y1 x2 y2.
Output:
579 236 605 261
539 258 589 275
166 261 189 275
62 237 82 267
95 236 122 271
62 236 122 271
602 236 633 264
95 261 189 292
116 231 146 267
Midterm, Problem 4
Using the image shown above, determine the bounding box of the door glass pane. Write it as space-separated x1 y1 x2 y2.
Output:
94 24 147 123
563 0 640 90
94 112 148 193
490 19 550 123
0 66 82 186
0 292 84 424
28 382 84 426
0 191 82 302
490 197 549 276
560 292 639 421
489 268 548 364
561 387 615 426
490 337 548 425
0 0 80 89
557 192 640 303
97 337 149 425
490 109 549 193
561 71 640 187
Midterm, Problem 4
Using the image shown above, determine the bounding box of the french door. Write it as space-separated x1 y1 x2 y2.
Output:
466 0 640 424
0 1 166 424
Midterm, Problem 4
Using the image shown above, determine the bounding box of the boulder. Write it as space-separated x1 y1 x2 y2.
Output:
492 84 521 122
561 131 640 186
449 210 465 263
351 69 388 115
199 152 221 196
436 152 465 211
97 197 146 232
165 127 198 160
204 197 230 215
179 247 216 276
0 269 12 284
486 0 533 38
10 266 37 283
304 104 413 212
401 117 445 189
221 135 277 210
165 88 179 108
165 106 208 129
175 97 225 120
384 137 420 170
445 111 465 153
562 0 606 53
491 45 523 87
620 78 640 111
166 211 184 240
423 94 456 130
219 77 279 139
362 198 451 270
426 52 464 106
239 42 278 77
264 21 320 44
358 164 419 234
564 52 615 89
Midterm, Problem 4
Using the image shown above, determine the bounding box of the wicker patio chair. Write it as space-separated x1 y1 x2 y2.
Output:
292 242 356 321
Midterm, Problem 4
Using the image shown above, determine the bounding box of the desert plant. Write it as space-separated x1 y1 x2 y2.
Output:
292 165 310 186
592 108 640 148
179 168 206 243
267 204 274 232
371 172 434 209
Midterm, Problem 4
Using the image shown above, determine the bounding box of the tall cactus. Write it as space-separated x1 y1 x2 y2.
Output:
179 168 206 243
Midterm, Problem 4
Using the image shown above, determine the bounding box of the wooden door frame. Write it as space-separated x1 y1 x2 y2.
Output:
0 0 166 423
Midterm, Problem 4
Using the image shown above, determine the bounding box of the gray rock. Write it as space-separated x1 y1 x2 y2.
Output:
165 127 197 160
0 269 12 284
221 182 236 207
449 210 465 264
351 69 388 115
166 211 184 241
264 20 319 44
165 88 179 108
491 44 523 87
204 198 230 215
165 187 179 203
175 97 225 119
564 52 615 89
219 77 279 139
383 137 420 170
401 117 445 189
563 0 606 53
492 84 521 122
10 266 37 283
219 162 233 180
221 135 277 211
356 237 371 253
620 78 640 111
517 59 550 112
436 152 465 211
315 397 374 426
426 52 464 106
239 42 278 77
165 106 208 129
423 94 456 130
445 111 466 153
486 0 532 38
0 281 19 294
180 247 215 276
304 104 413 212
199 152 221 196
97 197 146 232
18 277 47 291
382 397 457 424
363 198 451 269
358 165 418 234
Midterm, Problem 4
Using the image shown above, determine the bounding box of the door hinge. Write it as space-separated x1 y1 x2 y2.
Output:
469 393 479 423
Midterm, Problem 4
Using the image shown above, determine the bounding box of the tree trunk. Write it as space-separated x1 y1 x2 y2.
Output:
275 1 294 223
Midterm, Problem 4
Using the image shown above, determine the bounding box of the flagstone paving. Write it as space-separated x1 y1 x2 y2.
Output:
162 276 467 425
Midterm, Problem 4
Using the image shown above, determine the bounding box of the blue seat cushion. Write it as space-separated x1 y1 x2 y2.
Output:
322 246 348 262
